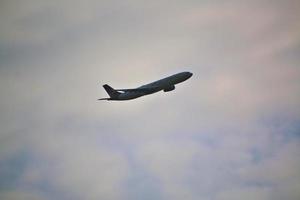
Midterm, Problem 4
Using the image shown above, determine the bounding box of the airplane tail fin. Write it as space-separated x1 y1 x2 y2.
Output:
103 84 121 98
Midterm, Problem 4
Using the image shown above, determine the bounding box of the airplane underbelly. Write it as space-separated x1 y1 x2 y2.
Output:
118 92 145 100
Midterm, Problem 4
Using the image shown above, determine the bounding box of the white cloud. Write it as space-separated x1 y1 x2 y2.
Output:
136 139 199 200
20 132 129 200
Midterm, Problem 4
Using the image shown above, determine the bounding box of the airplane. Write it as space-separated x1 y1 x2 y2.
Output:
98 71 193 101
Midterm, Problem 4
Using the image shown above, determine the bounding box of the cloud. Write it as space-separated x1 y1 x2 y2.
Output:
1 0 300 200
0 190 49 200
238 140 300 200
215 187 272 200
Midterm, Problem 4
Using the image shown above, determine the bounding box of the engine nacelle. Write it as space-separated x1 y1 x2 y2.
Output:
163 85 175 92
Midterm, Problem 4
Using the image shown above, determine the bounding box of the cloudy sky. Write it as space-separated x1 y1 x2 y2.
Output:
1 0 300 200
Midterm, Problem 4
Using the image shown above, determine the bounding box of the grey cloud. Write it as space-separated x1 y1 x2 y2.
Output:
1 0 300 200
0 190 49 200
215 187 272 200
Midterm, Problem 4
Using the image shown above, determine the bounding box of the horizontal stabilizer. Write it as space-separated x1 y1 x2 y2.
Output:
98 98 110 100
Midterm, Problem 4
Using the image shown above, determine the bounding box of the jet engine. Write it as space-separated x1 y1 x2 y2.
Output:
163 85 175 92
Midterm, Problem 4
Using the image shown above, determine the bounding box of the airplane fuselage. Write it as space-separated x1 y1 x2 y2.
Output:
99 71 193 101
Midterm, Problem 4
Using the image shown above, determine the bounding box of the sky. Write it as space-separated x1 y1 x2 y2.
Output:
0 0 300 200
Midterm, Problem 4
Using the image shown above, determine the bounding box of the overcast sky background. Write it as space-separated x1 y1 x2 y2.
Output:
1 0 300 200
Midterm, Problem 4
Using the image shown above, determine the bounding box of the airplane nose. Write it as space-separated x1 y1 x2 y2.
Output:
182 71 193 80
